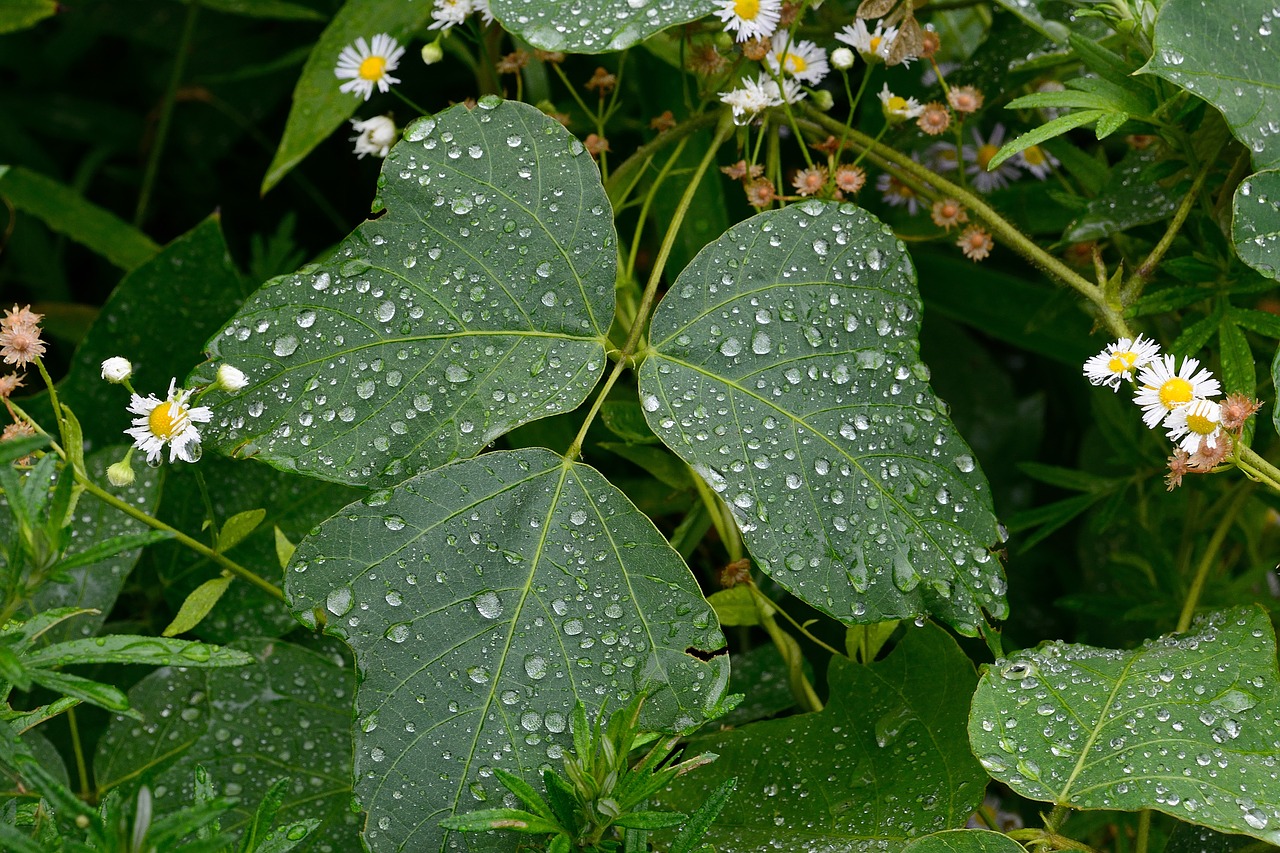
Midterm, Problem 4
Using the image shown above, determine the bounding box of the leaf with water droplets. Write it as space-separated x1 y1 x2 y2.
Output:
285 448 728 853
655 623 985 850
1232 169 1280 281
491 0 715 53
1140 0 1280 170
901 829 1027 853
640 201 1006 634
1062 149 1180 243
95 638 361 847
969 606 1280 845
209 100 615 487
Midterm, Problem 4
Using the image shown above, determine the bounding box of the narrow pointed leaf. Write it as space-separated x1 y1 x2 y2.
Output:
1232 169 1280 281
25 635 250 669
640 201 1005 633
209 100 615 487
970 606 1280 845
217 508 267 552
162 576 235 637
491 0 715 53
285 448 728 853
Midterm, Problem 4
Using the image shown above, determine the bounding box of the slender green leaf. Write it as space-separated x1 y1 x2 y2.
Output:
612 810 687 829
212 100 615 487
1218 320 1256 395
990 111 1105 171
970 606 1280 844
491 0 716 53
273 526 296 571
641 201 1006 634
285 448 728 853
217 508 267 552
25 635 251 669
1232 169 1280 280
901 829 1027 853
162 576 234 637
1095 111 1129 139
439 808 561 833
669 778 737 853
0 166 160 271
657 624 986 850
1231 306 1280 339
28 669 132 714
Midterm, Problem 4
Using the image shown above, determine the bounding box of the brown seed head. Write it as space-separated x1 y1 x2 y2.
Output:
930 198 968 230
583 133 610 157
0 373 24 398
0 324 46 367
834 164 866 194
957 225 993 261
916 102 951 136
585 67 617 94
947 85 983 114
742 37 770 61
792 165 829 197
649 110 676 133
1219 393 1264 432
745 178 776 209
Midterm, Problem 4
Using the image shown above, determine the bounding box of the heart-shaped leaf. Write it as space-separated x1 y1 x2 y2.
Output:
209 99 615 487
969 606 1280 845
285 448 728 853
639 201 1006 634
1232 169 1280 281
1141 0 1280 170
491 0 716 53
656 623 986 850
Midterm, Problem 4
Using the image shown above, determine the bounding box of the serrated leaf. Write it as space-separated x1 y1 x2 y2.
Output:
1232 169 1280 280
1141 0 1280 170
490 0 715 53
969 606 1280 845
284 448 728 853
640 201 1005 634
989 110 1105 171
210 100 615 487
1064 149 1181 242
162 576 234 637
656 624 986 850
95 638 362 847
901 829 1026 853
217 508 267 552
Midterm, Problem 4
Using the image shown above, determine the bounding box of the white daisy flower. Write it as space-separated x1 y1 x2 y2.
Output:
1082 335 1161 390
1165 397 1225 454
878 83 924 124
473 0 494 24
125 379 213 465
964 124 1022 193
766 33 829 85
835 19 897 64
429 0 473 29
335 33 405 100
1016 144 1059 180
1133 354 1221 429
713 0 781 43
350 115 397 159
719 73 803 124
101 356 133 384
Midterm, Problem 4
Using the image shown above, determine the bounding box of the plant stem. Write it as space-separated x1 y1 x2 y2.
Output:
604 111 723 205
748 584 823 712
390 88 432 118
624 138 690 284
1233 443 1280 494
1122 157 1213 301
799 104 1133 339
66 707 92 799
1135 809 1151 853
1176 484 1249 632
134 0 199 227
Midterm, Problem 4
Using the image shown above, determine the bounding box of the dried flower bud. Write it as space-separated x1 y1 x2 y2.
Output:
1219 393 1263 432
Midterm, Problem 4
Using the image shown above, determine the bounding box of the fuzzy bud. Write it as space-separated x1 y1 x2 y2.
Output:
101 357 133 384
107 459 136 487
811 89 835 111
421 42 444 65
216 363 249 392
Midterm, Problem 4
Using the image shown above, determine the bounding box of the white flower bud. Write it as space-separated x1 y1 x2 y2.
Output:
421 42 444 65
107 459 136 487
350 115 398 159
101 356 133 383
216 363 249 392
831 47 855 71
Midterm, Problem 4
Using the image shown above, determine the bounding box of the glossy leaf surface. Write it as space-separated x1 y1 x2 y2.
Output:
491 0 715 53
901 830 1026 853
970 606 1280 845
210 100 614 487
1232 169 1280 281
640 201 1006 633
285 448 728 853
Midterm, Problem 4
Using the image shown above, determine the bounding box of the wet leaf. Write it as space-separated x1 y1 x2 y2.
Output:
901 829 1026 853
285 448 728 853
1063 149 1180 242
491 0 715 53
656 623 986 850
1142 0 1280 170
95 638 361 848
210 100 615 487
640 201 1006 634
1232 169 1280 281
969 606 1280 845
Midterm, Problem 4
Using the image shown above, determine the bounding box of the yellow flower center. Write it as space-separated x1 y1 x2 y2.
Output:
888 96 907 112
1159 377 1193 409
784 52 808 74
869 35 883 52
1187 410 1217 435
1107 351 1138 374
359 55 387 81
977 143 998 170
148 401 186 440
734 0 760 20
1023 145 1046 166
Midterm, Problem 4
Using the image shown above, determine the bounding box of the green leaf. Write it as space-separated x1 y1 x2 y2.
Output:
0 166 160 271
1141 0 1280 170
612 810 687 830
439 807 562 833
162 576 235 637
598 442 694 490
491 0 715 53
52 530 174 573
990 0 1069 43
262 1 419 192
284 448 728 853
273 526 296 571
901 829 1027 853
1232 169 1280 280
706 586 759 627
640 201 1006 634
1231 306 1280 339
1064 149 1182 242
217 508 267 552
95 638 362 847
1218 319 1256 396
1095 111 1129 139
28 669 132 714
601 400 663 444
1273 344 1280 439
989 111 1106 171
969 606 1280 844
212 100 615 487
657 623 986 849
24 635 251 670
669 778 737 853
170 0 325 21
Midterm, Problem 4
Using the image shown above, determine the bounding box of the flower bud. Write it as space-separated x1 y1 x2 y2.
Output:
107 459 136 487
101 356 133 383
216 363 249 392
421 42 444 65
831 47 855 70
811 89 835 111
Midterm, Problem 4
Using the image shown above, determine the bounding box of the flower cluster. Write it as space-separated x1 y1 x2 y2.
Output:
0 304 45 452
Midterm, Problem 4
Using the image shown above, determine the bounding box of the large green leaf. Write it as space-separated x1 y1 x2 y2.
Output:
285 448 728 853
1232 169 1280 281
656 623 986 851
491 0 715 53
261 0 433 193
95 638 361 849
210 100 615 487
0 0 57 35
1142 0 1280 170
639 201 1006 634
901 830 1026 853
969 606 1280 845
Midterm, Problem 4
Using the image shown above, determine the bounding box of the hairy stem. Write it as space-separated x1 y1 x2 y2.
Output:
1123 157 1214 301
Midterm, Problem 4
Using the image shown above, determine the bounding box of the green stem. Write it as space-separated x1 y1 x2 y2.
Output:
33 358 65 456
1135 810 1151 853
604 110 723 205
747 584 823 713
799 104 1133 339
624 138 691 284
1234 443 1280 494
1122 157 1213 301
134 1 199 227
66 706 92 799
690 470 740 563
1176 484 1249 632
